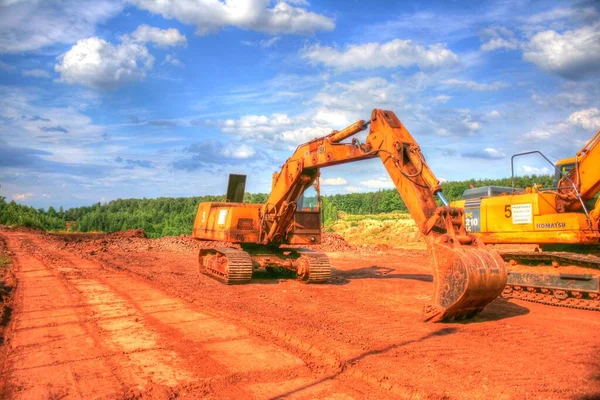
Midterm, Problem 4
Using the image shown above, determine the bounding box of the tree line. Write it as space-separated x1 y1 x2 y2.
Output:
0 174 553 238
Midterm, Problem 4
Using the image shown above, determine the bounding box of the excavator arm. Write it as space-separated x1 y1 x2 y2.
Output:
260 119 376 244
261 109 507 321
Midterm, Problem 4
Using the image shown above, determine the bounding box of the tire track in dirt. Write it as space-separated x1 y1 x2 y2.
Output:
65 241 444 398
2 231 373 399
85 236 600 400
10 229 600 399
2 235 128 399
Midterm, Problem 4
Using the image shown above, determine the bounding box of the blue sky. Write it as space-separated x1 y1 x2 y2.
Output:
0 0 599 209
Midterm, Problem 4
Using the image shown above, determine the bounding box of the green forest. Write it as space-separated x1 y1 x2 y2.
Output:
0 175 553 238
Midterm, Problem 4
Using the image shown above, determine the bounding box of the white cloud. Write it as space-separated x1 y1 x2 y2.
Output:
221 143 256 159
521 165 551 175
458 112 482 132
0 0 35 5
0 60 14 70
567 107 600 130
312 77 399 126
313 109 350 127
222 113 299 135
163 54 184 67
0 87 104 145
22 68 50 78
482 148 505 159
531 92 589 108
242 36 281 48
527 7 599 24
485 110 501 119
219 112 332 144
0 0 122 53
525 108 600 141
320 177 347 186
130 0 334 36
360 177 395 189
12 193 33 201
462 148 506 159
464 120 481 132
480 26 519 52
127 24 187 47
430 94 451 104
443 79 510 91
279 126 331 143
55 37 154 90
55 24 187 90
302 39 459 70
172 139 263 171
522 24 600 79
525 125 564 140
259 36 281 48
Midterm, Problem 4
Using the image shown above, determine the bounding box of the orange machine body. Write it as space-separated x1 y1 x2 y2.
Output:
193 201 321 245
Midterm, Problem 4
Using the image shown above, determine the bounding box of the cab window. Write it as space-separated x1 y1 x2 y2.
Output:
298 185 319 211
553 163 575 187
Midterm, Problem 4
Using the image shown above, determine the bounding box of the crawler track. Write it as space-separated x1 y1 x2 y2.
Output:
199 247 253 284
299 252 332 283
499 250 600 311
500 250 600 269
503 285 600 311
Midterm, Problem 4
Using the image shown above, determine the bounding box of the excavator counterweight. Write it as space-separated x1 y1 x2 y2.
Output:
193 109 507 322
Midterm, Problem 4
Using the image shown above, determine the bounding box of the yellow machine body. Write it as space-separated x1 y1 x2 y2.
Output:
452 192 600 245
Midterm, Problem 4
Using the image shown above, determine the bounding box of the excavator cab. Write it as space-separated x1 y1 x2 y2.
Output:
291 182 321 245
554 157 576 188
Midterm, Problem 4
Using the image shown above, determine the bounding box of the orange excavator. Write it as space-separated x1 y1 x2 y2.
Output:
192 109 507 322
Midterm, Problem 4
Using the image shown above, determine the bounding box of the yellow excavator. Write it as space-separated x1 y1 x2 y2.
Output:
192 109 507 322
451 129 600 310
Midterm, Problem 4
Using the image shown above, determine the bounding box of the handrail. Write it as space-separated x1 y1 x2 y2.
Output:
510 150 591 224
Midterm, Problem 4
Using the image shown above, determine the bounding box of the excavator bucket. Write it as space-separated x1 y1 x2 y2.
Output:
424 241 507 322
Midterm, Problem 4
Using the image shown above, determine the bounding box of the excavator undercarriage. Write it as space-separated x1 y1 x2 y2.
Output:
499 248 600 311
199 246 331 284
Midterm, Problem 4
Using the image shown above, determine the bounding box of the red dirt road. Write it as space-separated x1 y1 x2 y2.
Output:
1 228 599 399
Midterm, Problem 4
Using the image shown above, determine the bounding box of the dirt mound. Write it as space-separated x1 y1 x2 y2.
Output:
315 233 357 252
152 235 238 254
106 229 147 239
53 230 369 256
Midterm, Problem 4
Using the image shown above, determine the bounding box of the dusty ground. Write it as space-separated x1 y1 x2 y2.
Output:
0 227 599 399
